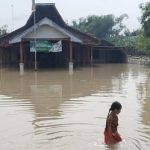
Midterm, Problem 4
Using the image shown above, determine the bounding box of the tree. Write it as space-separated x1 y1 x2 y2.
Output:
72 15 115 38
140 2 150 37
134 2 150 56
112 14 129 36
107 35 136 47
0 25 8 36
71 14 131 47
136 30 150 55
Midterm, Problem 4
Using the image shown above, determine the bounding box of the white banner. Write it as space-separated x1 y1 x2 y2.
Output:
49 40 62 52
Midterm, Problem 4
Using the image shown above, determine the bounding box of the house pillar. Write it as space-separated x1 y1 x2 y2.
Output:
19 41 24 75
69 41 73 74
91 47 93 65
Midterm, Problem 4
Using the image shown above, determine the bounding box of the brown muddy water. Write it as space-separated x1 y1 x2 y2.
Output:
0 64 150 150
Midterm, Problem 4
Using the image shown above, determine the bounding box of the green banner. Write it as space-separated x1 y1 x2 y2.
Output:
30 40 53 52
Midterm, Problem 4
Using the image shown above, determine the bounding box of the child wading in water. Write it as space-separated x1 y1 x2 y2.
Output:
104 101 122 144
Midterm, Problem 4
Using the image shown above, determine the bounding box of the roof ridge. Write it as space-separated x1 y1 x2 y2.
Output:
36 3 55 6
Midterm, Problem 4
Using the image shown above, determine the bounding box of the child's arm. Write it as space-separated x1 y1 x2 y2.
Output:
107 126 117 136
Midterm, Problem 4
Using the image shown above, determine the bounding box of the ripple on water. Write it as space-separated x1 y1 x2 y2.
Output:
0 65 150 150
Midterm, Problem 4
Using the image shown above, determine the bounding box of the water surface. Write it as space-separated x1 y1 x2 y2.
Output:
0 64 150 150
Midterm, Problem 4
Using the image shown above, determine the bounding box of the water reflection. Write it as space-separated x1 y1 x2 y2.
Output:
0 65 127 115
0 64 149 150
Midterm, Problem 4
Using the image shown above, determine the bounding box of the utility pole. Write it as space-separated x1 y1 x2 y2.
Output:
32 0 37 70
11 4 14 31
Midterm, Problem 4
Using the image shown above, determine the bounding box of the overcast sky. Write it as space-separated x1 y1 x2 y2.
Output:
0 0 149 32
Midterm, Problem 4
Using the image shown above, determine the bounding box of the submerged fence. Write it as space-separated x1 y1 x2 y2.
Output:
128 55 150 65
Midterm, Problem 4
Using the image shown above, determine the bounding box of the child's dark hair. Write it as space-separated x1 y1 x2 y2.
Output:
109 101 122 113
105 101 122 129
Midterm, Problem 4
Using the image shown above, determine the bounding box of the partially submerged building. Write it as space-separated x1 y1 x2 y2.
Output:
0 3 127 71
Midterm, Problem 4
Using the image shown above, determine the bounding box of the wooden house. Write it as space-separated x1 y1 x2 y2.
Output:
0 3 127 71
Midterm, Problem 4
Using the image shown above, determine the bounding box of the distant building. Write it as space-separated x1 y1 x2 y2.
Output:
0 3 127 70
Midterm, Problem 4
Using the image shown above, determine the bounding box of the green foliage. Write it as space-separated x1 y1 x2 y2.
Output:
140 2 150 37
136 30 150 55
72 14 129 39
0 25 8 36
71 14 134 47
135 2 150 56
107 35 136 47
112 14 129 36
72 15 115 38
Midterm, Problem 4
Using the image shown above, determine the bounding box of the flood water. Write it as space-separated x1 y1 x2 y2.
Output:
0 64 150 150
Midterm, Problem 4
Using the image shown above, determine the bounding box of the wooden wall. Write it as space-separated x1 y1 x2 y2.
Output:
93 49 127 64
0 43 127 70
